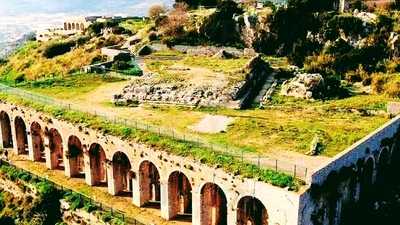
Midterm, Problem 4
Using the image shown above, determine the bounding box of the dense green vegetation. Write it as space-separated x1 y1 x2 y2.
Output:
0 163 127 225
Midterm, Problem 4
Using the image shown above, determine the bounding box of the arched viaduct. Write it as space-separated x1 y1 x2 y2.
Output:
0 102 301 225
63 22 86 32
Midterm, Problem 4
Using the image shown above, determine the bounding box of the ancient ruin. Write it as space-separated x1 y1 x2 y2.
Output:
1 95 400 224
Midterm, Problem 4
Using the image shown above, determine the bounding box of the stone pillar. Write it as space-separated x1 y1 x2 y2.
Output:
10 118 18 155
44 135 53 169
84 149 93 186
64 143 72 178
132 170 141 206
107 161 117 195
27 128 34 161
160 179 169 220
227 199 237 225
192 189 201 225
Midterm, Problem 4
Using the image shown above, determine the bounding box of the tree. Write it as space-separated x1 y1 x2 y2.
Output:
148 5 166 20
160 3 189 38
175 0 199 8
200 0 244 45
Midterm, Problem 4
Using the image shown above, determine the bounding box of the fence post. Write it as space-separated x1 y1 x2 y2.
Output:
275 159 278 171
294 165 297 178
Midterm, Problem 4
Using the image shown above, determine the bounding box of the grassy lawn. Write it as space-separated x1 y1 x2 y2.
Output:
14 73 125 100
14 73 392 158
119 19 150 34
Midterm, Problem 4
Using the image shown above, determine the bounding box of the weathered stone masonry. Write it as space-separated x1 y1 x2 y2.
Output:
298 116 400 225
0 101 302 225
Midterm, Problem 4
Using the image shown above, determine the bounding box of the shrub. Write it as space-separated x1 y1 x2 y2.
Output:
160 3 188 39
43 41 76 59
200 0 244 46
385 79 400 98
304 54 335 74
112 61 130 70
344 65 370 83
148 31 158 41
371 73 388 94
148 5 166 20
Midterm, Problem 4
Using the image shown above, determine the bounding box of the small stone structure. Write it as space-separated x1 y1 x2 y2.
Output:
113 55 272 109
280 73 324 99
101 46 131 61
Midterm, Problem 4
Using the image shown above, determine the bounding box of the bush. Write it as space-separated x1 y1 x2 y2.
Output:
371 73 388 94
304 54 335 74
385 80 400 98
148 5 166 20
43 41 76 59
200 0 244 46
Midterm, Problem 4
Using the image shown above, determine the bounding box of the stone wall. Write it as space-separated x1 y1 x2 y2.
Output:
0 101 302 225
298 116 400 225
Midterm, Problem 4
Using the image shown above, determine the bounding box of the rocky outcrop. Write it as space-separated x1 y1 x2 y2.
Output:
280 73 324 99
113 84 234 107
113 55 272 109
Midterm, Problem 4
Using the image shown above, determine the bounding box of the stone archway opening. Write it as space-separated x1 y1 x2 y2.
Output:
377 148 390 186
360 157 375 202
80 23 85 31
200 183 227 225
72 23 76 30
112 151 132 196
139 161 160 208
31 122 45 162
168 171 192 221
89 143 107 186
237 196 268 225
0 111 13 148
14 116 28 155
68 23 72 30
48 128 64 170
67 135 85 178
64 22 68 30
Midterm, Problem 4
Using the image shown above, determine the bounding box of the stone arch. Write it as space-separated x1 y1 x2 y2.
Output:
391 135 400 170
200 183 227 225
139 160 160 207
48 128 64 170
30 122 45 162
80 23 85 31
88 143 107 186
67 135 85 178
68 23 72 30
360 157 375 202
72 23 76 30
112 151 132 195
377 147 391 185
0 111 13 148
64 22 68 30
237 196 268 225
14 116 28 155
168 171 192 220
